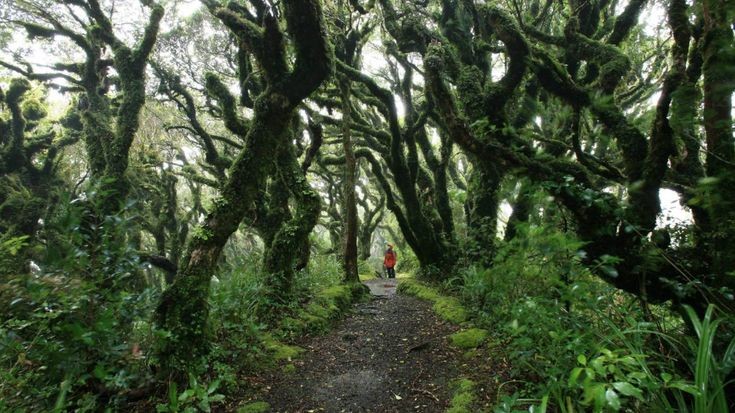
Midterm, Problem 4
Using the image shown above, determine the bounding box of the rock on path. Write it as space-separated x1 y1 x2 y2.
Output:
259 278 463 412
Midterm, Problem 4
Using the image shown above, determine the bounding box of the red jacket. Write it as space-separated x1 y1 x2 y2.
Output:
384 249 396 268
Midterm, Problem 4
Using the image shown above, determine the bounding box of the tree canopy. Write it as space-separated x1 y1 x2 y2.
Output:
1 0 733 410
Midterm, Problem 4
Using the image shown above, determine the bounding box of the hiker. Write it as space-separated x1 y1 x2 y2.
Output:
383 244 397 279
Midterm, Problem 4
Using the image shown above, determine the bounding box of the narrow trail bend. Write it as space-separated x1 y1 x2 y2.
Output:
257 278 468 412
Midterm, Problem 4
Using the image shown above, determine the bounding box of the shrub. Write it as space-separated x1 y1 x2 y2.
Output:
453 223 735 412
0 194 157 411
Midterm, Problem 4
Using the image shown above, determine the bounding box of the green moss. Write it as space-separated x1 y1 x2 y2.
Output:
398 280 468 323
457 66 485 120
305 301 334 319
282 363 296 374
359 272 376 281
300 284 358 325
262 334 303 361
318 284 351 305
271 343 302 361
237 401 270 413
272 282 366 352
450 328 489 349
434 297 468 324
447 378 476 413
397 279 441 300
279 316 307 335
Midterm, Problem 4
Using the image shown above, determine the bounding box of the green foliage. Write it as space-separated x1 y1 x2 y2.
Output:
156 375 225 413
0 234 29 275
396 247 420 274
205 251 357 394
0 193 157 411
684 304 734 413
207 254 270 389
452 223 735 412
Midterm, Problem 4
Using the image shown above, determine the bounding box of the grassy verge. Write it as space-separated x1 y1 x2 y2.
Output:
397 279 468 323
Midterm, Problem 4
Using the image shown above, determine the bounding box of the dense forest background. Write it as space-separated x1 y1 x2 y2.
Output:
0 0 734 411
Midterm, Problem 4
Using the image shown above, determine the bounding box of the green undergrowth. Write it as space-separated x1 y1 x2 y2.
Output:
449 223 735 412
397 279 468 323
275 282 368 342
196 254 369 410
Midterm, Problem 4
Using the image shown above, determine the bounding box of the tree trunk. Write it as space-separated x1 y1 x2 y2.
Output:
466 161 502 265
155 0 332 374
156 97 292 371
264 144 322 304
340 79 360 282
701 0 735 283
505 181 533 241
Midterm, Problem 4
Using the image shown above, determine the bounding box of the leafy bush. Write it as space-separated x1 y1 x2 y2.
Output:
208 253 269 390
0 193 157 411
453 223 735 412
156 374 225 413
202 251 346 394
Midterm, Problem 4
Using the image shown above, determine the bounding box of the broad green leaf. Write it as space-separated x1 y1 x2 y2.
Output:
569 367 584 386
667 381 701 396
612 382 643 400
577 354 587 366
605 388 621 411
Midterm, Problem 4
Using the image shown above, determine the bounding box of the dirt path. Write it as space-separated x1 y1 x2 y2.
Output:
257 278 465 412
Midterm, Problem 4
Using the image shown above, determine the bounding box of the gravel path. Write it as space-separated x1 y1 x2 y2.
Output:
258 278 463 412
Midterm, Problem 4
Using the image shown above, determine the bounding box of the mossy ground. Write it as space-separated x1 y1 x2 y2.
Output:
261 334 303 362
397 279 468 323
261 282 368 362
397 277 503 411
450 328 489 349
237 401 270 413
447 378 477 413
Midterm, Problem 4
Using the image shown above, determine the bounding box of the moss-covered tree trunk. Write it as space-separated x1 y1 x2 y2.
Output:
263 141 321 303
12 1 163 217
466 161 502 265
156 0 333 373
505 181 533 241
0 78 69 272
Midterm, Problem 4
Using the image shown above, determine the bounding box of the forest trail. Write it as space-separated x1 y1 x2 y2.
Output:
254 278 469 412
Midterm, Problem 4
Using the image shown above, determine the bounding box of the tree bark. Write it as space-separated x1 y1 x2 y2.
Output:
701 0 735 283
340 78 360 282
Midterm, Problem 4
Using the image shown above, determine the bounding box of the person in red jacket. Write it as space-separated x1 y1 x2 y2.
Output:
383 244 397 279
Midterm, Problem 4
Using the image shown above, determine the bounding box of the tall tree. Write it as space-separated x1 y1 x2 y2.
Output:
422 0 735 309
0 79 78 272
155 0 333 373
3 0 164 213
